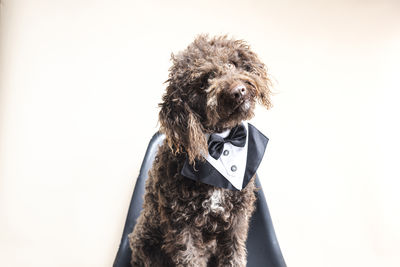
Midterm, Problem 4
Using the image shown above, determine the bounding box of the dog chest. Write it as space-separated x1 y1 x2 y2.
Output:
205 189 225 213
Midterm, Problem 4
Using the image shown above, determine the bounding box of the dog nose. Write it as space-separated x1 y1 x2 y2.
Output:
231 84 247 101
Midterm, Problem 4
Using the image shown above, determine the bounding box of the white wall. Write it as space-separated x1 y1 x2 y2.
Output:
1 0 399 266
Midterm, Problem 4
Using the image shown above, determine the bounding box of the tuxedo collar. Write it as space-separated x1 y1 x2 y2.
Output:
181 122 269 191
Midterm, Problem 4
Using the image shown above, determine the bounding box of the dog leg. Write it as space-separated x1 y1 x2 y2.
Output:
128 217 167 267
213 179 256 267
129 192 172 267
162 226 209 267
214 213 252 267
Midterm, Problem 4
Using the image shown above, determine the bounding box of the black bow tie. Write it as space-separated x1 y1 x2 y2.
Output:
208 124 247 160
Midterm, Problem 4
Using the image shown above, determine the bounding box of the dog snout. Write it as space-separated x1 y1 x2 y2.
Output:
231 84 247 102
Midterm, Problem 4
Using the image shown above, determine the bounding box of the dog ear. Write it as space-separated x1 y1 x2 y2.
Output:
254 63 273 110
235 42 273 109
159 85 208 164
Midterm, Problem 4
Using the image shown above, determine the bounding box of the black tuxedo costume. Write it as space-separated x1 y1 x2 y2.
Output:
182 122 269 191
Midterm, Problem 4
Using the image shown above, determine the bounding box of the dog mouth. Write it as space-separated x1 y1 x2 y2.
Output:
227 98 251 117
234 98 251 111
209 97 254 131
233 99 245 110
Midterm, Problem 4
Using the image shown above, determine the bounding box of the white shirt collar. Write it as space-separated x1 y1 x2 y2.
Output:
205 122 249 190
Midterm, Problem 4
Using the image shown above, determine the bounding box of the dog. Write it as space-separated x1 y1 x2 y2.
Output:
128 34 272 267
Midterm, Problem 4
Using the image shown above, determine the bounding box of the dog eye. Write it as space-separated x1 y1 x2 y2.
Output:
226 62 235 69
244 65 252 71
203 71 215 81
245 80 254 87
199 72 215 89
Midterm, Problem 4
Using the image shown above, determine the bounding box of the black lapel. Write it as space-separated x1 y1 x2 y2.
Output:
180 123 269 191
242 123 269 188
181 159 240 191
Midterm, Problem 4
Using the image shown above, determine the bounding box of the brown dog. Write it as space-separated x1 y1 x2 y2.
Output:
128 35 272 267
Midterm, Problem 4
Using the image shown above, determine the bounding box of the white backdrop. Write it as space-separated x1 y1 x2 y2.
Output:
1 0 399 266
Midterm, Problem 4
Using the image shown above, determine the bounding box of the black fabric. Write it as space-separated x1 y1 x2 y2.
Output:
181 123 268 191
181 158 240 191
113 132 286 267
243 124 269 189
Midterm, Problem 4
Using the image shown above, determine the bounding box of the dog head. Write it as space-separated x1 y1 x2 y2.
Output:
159 35 272 163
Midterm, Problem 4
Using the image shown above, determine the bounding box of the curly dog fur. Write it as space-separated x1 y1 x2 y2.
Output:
128 35 272 267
